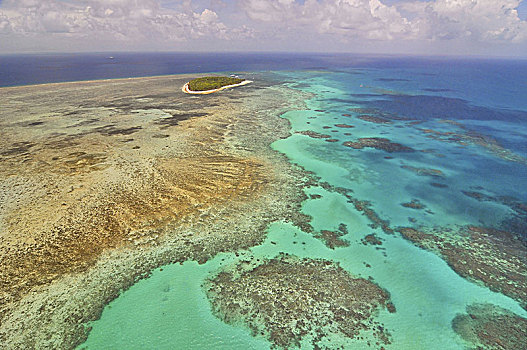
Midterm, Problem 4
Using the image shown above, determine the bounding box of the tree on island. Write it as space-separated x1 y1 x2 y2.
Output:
187 76 244 92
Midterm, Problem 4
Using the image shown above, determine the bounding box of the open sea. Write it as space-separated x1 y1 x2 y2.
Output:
2 53 526 349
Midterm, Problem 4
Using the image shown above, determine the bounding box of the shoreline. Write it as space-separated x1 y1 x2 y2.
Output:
182 80 253 94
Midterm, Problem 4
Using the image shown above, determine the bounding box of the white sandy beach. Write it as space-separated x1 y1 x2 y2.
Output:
182 80 253 94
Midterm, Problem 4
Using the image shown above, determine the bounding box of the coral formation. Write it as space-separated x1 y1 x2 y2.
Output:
398 226 527 310
452 304 527 350
206 254 394 349
343 138 414 153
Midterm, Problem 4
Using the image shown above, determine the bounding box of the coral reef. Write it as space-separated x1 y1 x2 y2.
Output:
314 223 350 249
398 226 527 310
401 199 426 210
206 254 394 349
418 124 527 165
343 138 414 153
297 130 332 139
452 304 527 350
355 115 392 124
400 165 444 177
361 234 383 246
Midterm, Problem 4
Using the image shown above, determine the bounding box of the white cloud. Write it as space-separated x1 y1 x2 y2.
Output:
240 0 527 43
240 0 416 40
0 13 12 34
0 0 525 53
398 0 527 42
0 0 251 44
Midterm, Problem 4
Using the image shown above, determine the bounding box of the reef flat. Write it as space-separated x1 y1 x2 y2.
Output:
0 75 311 349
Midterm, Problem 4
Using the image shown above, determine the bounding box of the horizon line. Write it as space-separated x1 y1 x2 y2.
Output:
0 50 526 61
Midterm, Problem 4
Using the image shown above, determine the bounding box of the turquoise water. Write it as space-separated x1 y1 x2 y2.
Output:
80 62 527 349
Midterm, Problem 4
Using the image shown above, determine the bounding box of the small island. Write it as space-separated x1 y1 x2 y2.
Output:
182 76 252 94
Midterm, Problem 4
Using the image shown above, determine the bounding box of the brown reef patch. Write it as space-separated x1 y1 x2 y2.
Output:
361 234 383 246
398 226 527 309
452 304 527 350
401 199 426 210
314 223 350 249
205 254 394 349
343 138 414 153
351 199 394 235
334 124 355 128
297 130 331 139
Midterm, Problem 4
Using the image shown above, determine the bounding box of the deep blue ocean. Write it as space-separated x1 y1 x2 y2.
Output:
0 52 355 87
1 52 525 92
2 53 526 349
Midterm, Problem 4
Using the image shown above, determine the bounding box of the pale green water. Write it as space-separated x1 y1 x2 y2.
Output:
78 254 271 349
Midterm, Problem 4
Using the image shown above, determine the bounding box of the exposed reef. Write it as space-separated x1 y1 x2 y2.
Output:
205 254 394 349
452 304 527 350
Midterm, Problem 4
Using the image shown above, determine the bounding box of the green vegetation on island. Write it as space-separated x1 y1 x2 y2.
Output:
188 76 244 91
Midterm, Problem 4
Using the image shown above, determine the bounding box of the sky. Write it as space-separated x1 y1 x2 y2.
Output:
0 0 526 56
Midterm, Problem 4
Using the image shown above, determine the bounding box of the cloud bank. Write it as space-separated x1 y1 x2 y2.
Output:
241 0 527 42
0 0 525 54
0 0 252 49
